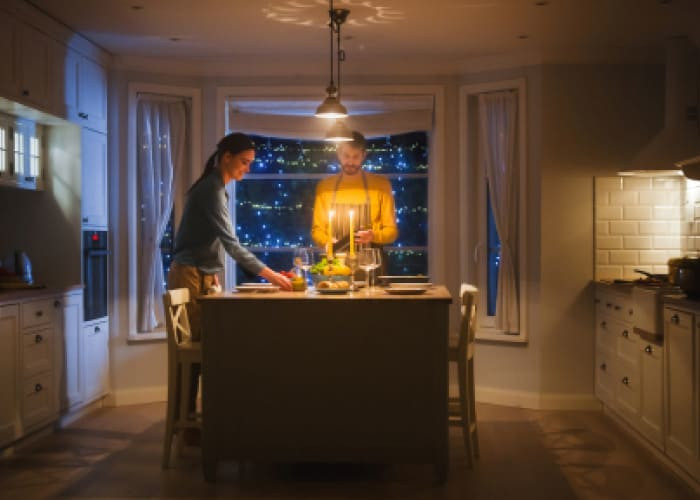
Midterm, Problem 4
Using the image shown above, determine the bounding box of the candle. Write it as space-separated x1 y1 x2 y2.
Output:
328 210 334 259
349 210 355 257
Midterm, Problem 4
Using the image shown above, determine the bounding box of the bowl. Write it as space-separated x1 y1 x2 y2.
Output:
311 273 351 287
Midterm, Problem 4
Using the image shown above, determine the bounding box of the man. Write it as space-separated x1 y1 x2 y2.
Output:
311 131 398 269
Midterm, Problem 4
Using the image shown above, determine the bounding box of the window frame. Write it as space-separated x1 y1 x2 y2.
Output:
126 82 202 341
459 78 528 343
216 84 446 289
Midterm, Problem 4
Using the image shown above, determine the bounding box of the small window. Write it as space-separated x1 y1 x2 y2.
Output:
29 136 40 178
0 126 6 175
486 185 501 316
14 129 25 176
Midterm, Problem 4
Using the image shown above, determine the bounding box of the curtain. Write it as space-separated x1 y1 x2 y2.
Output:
478 91 519 333
137 98 188 332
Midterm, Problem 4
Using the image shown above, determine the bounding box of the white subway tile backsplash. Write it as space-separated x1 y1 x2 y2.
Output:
693 205 700 220
653 205 681 220
595 177 623 191
596 191 610 205
596 221 609 235
623 177 652 191
597 206 623 220
653 235 682 249
596 265 623 281
623 206 652 220
610 250 638 265
609 221 638 235
598 236 624 249
624 236 652 249
624 266 649 280
639 250 670 265
639 190 680 205
610 191 639 205
596 251 609 264
639 221 667 234
652 265 669 274
653 177 681 190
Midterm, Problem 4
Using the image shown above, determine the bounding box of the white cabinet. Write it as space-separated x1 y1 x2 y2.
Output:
639 339 664 449
664 307 700 478
0 305 20 448
73 56 108 133
0 14 21 101
83 319 109 403
81 128 108 229
55 291 83 411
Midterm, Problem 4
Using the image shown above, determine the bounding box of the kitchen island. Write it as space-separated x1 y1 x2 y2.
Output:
199 286 452 482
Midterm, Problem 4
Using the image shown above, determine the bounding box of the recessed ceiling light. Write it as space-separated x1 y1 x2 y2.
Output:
534 1 549 5
169 37 181 42
518 34 530 39
659 0 672 4
131 5 144 10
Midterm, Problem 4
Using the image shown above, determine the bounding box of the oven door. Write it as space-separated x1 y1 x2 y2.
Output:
84 247 108 321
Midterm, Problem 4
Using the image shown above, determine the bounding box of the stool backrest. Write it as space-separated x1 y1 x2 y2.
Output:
163 288 192 347
459 284 478 350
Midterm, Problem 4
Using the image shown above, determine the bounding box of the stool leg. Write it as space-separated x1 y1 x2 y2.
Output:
178 361 193 454
468 358 480 458
162 357 178 468
458 354 473 468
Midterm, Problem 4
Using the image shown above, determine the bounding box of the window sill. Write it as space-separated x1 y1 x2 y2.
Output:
127 331 166 343
475 329 528 344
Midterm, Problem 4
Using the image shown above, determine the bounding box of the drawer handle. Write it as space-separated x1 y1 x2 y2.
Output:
601 321 607 328
606 302 612 308
614 305 621 311
22 89 29 96
54 300 61 308
79 112 89 119
34 334 43 344
95 326 101 333
628 308 633 316
35 310 43 318
671 314 679 324
600 363 607 371
621 376 629 385
35 383 43 393
82 217 88 223
645 345 653 354
622 330 629 338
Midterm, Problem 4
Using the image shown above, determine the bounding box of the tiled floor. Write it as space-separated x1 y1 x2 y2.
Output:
0 402 697 499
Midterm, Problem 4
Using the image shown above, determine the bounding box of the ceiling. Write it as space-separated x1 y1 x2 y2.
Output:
26 0 700 76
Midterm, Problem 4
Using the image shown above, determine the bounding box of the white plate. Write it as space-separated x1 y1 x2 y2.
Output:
377 275 430 284
235 284 280 293
388 282 432 290
384 288 428 295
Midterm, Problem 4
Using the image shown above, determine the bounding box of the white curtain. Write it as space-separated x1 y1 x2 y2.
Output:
137 98 188 332
478 91 519 333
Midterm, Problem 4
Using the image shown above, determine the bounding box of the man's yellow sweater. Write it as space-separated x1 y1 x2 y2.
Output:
311 171 398 247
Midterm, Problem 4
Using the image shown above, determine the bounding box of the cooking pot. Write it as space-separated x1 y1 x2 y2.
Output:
668 256 700 297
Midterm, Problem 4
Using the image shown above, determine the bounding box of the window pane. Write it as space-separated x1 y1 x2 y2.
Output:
486 186 501 316
392 177 428 246
364 132 429 174
249 136 338 175
160 212 175 288
236 250 294 284
384 249 428 276
235 179 316 248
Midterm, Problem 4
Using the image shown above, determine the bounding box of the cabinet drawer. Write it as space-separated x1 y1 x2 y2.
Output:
22 327 52 378
595 347 616 407
596 293 633 323
616 328 639 366
21 299 53 329
615 357 640 423
597 316 630 353
664 308 692 330
22 372 53 430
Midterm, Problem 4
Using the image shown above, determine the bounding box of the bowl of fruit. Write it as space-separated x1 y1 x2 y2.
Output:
309 257 352 289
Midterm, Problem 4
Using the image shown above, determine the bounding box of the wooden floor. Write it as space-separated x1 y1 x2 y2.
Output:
0 402 697 499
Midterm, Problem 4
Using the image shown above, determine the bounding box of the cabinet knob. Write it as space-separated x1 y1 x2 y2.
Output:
645 345 653 354
54 300 61 308
629 308 634 316
600 363 607 371
95 326 101 333
22 89 29 96
35 310 43 317
35 383 43 393
34 334 43 344
622 330 629 338
79 112 88 119
82 217 88 223
614 305 621 311
601 321 607 328
622 376 629 385
606 302 612 308
671 314 679 324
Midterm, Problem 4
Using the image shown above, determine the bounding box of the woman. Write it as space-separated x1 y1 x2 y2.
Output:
168 132 292 342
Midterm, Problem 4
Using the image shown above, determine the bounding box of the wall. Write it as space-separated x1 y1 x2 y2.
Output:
595 176 683 280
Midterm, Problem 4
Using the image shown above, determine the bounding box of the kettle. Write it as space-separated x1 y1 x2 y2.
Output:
14 251 33 284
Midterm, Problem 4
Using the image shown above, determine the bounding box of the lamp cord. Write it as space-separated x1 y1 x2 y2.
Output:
328 0 335 91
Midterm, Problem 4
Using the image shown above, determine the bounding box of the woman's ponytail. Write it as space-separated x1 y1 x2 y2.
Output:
187 150 218 193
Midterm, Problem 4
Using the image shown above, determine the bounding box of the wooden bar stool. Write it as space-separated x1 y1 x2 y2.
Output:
448 284 480 467
162 288 202 468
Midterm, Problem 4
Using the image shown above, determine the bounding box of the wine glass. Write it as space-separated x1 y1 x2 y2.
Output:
293 247 312 287
358 247 377 294
370 248 382 291
346 253 358 291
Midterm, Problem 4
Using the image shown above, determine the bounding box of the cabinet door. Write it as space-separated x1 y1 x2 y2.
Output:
18 23 50 110
638 341 664 449
76 56 107 133
614 357 640 424
0 14 20 99
22 372 54 431
595 346 616 407
81 128 108 229
664 308 699 475
50 43 80 119
56 293 83 411
0 305 19 447
83 320 109 403
22 327 52 379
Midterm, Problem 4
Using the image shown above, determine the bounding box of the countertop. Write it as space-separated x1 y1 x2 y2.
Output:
0 284 83 305
199 285 452 302
594 280 636 294
661 293 700 312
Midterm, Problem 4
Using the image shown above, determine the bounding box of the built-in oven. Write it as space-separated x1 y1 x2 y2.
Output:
83 230 108 321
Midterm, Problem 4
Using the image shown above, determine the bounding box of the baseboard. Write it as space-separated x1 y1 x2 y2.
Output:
475 385 602 411
106 386 167 407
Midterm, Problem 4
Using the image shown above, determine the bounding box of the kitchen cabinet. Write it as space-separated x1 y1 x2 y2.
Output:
663 306 700 478
83 318 109 403
81 128 108 230
72 55 108 133
19 297 56 433
0 305 19 448
55 291 83 411
639 338 664 449
0 14 21 102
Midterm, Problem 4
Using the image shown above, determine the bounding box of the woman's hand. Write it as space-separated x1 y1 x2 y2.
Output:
356 229 374 245
259 267 292 291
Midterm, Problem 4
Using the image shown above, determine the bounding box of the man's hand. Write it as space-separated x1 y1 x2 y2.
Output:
356 230 374 245
259 267 292 291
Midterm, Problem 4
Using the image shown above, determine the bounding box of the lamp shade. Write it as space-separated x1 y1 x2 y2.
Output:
315 95 348 119
324 119 353 142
